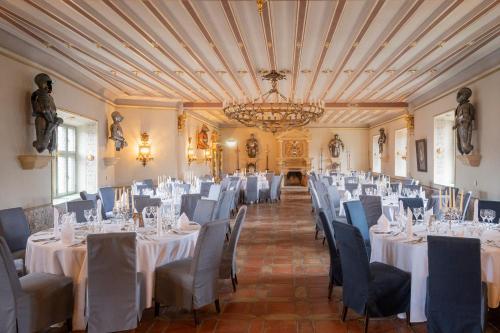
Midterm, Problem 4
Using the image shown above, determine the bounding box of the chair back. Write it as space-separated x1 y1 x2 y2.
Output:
427 236 483 332
190 220 228 308
193 199 217 225
135 184 152 195
133 196 161 214
321 193 335 223
326 186 341 212
270 175 281 201
87 233 139 332
223 206 247 278
402 184 421 193
245 176 258 203
399 197 424 220
98 187 115 217
344 176 358 184
66 200 95 223
265 173 274 186
207 184 222 201
478 200 500 223
344 183 359 195
180 194 202 220
199 182 213 197
0 207 31 254
318 211 342 286
361 184 378 195
331 222 370 315
80 191 99 204
322 176 333 187
359 195 383 228
0 237 23 333
213 190 235 220
220 178 230 191
343 201 370 243
141 179 154 188
390 182 401 194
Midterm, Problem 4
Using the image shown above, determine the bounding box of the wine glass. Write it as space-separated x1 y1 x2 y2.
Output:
84 209 92 224
480 209 487 223
487 210 496 224
413 207 423 223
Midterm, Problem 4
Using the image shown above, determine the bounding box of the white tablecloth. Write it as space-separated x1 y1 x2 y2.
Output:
26 225 199 330
370 225 500 322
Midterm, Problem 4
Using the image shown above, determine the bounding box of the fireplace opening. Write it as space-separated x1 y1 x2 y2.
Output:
286 171 304 186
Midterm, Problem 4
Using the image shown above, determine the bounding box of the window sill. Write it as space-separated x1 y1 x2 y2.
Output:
53 194 80 205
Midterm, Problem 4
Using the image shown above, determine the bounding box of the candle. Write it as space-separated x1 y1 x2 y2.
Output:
460 191 464 212
114 188 118 201
439 189 442 210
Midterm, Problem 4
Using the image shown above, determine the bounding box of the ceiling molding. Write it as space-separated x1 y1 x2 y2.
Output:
289 0 308 99
260 0 276 70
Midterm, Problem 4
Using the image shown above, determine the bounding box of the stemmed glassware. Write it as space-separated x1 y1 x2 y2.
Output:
413 207 423 224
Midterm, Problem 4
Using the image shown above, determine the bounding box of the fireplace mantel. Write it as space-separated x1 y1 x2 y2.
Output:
276 129 312 186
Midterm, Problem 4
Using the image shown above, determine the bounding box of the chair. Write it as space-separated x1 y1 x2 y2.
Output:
0 207 31 262
181 194 203 221
133 196 162 214
220 206 247 291
478 200 500 223
98 186 115 219
359 195 383 228
66 199 95 223
207 184 222 201
344 183 359 195
332 222 411 333
87 233 145 332
155 220 227 325
269 175 282 203
318 210 342 299
401 184 421 193
213 190 235 221
0 237 74 333
426 236 486 333
277 174 283 200
244 176 259 204
135 184 153 195
327 186 342 215
200 182 214 197
361 184 378 196
80 191 99 204
343 201 371 257
142 179 154 188
193 199 217 225
390 182 401 194
399 197 424 220
310 186 324 240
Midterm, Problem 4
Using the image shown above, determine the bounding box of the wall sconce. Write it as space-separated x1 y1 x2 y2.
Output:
204 149 212 164
187 137 197 165
136 132 153 167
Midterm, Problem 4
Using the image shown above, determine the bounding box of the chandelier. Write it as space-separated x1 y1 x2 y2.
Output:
223 70 325 133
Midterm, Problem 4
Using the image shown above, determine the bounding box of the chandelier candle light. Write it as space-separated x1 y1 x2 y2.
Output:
223 70 325 133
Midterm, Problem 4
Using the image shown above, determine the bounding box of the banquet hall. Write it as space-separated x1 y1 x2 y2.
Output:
0 0 499 332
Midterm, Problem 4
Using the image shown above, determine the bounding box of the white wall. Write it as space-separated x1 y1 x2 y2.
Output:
0 52 114 209
410 69 500 199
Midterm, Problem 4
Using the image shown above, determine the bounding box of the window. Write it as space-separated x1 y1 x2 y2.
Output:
394 128 408 177
434 111 455 186
372 135 381 173
56 125 77 197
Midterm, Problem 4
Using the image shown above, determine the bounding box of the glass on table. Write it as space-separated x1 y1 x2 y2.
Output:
84 209 92 224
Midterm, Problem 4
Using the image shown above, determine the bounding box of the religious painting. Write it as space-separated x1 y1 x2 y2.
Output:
416 139 427 172
197 124 210 149
284 140 304 158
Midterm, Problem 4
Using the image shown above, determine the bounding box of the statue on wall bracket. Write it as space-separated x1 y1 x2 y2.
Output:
378 128 387 155
328 134 344 158
246 133 259 158
453 87 475 155
109 111 127 151
197 124 210 149
31 73 63 153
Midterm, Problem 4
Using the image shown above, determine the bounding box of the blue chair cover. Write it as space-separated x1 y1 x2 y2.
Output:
180 194 202 221
318 210 342 288
244 177 258 204
200 182 213 197
98 187 115 218
478 200 500 224
343 201 371 257
427 236 486 333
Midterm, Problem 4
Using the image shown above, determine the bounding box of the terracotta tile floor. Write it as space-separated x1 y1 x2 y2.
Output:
60 189 499 332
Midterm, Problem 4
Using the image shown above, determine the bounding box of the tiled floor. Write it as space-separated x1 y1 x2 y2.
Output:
63 188 499 332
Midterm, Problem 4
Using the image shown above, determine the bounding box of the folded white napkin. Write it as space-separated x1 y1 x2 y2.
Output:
177 213 198 231
377 214 390 232
344 191 352 201
53 207 60 237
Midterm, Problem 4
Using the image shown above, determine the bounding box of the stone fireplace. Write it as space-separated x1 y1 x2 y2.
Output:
276 129 312 187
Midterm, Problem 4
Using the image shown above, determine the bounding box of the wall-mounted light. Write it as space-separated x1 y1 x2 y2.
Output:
136 132 153 167
86 153 95 161
187 137 197 165
225 138 237 148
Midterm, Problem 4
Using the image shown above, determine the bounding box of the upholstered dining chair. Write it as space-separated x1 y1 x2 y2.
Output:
361 184 378 195
343 201 371 257
310 186 324 240
220 206 247 292
389 182 401 194
207 184 222 201
332 222 411 333
133 196 161 214
199 181 213 197
154 220 228 325
244 176 259 204
269 175 281 203
86 233 146 333
0 207 31 263
213 190 235 221
181 194 202 221
427 236 487 333
344 182 359 195
0 236 74 333
98 186 115 219
66 199 95 223
478 199 500 223
79 191 99 204
359 195 383 228
326 185 342 215
193 199 217 225
401 184 421 193
141 178 154 188
399 197 424 220
318 210 342 300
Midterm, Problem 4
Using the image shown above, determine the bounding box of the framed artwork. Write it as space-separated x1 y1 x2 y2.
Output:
415 139 427 172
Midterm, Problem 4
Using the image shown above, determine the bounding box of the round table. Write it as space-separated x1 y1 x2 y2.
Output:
26 224 199 330
370 224 500 323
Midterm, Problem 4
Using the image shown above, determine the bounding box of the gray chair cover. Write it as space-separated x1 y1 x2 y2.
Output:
80 191 99 204
0 237 73 333
213 190 235 221
98 187 115 219
181 194 202 221
361 184 378 195
245 176 259 204
390 182 401 194
142 179 154 188
277 175 283 200
0 207 31 260
220 206 247 287
402 184 421 193
326 186 341 214
155 220 227 311
200 182 213 197
135 184 153 195
87 233 145 333
399 197 424 220
269 175 281 202
427 236 486 333
265 173 274 186
207 184 222 201
318 211 343 297
66 200 95 223
134 196 161 214
193 199 217 225
220 177 230 191
176 183 191 194
332 222 411 319
359 195 383 228
344 183 359 195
